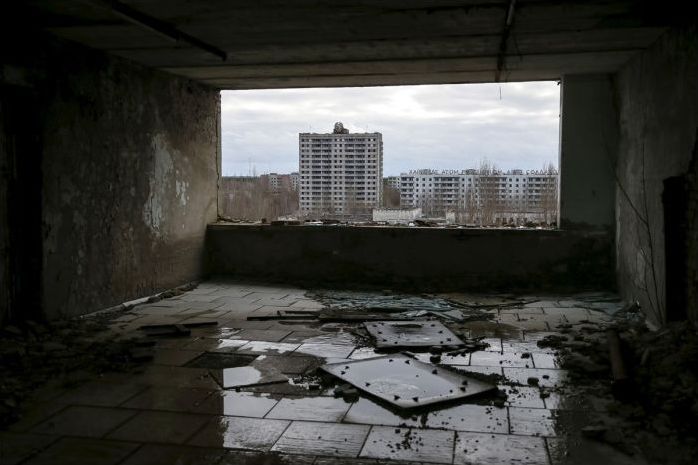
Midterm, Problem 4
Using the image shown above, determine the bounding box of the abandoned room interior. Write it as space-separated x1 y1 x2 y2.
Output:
1 1 697 464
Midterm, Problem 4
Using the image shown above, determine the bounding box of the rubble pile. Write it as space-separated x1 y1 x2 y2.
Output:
0 313 146 427
537 315 698 464
611 321 698 463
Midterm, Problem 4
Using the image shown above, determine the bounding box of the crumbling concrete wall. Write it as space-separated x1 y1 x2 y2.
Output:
208 225 614 292
41 40 220 318
2 33 220 319
615 26 698 324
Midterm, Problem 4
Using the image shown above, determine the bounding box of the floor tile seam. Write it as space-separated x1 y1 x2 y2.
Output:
543 436 555 465
181 413 220 447
15 402 74 433
111 442 146 465
115 384 152 409
9 433 62 465
97 407 141 439
356 424 376 459
266 417 294 452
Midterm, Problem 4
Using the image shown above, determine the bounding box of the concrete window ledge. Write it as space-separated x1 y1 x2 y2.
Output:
206 223 614 292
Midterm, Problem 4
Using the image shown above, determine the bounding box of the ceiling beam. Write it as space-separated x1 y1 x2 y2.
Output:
94 0 227 61
495 0 516 82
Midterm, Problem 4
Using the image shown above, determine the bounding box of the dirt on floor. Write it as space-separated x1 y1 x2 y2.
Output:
540 313 698 465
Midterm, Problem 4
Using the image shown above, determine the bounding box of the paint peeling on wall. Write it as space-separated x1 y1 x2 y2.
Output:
143 133 174 238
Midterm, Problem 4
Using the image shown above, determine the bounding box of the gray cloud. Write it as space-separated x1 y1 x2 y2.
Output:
221 82 560 176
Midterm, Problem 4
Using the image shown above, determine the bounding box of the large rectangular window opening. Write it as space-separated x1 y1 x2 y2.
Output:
220 81 560 228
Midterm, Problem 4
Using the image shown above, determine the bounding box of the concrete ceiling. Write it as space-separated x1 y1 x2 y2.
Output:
20 0 683 89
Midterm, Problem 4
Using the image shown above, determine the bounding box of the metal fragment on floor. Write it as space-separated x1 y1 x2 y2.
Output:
364 320 464 348
320 354 495 409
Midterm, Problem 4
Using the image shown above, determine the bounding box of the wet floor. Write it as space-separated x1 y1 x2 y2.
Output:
0 281 633 465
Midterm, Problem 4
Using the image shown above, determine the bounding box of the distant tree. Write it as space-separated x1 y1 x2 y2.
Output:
540 162 559 226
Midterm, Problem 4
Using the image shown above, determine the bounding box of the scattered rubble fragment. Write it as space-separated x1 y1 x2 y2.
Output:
308 290 461 313
438 293 533 308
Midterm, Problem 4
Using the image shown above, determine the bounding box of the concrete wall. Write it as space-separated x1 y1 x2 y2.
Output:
2 33 220 319
615 26 698 324
559 74 618 230
0 96 8 325
207 225 614 292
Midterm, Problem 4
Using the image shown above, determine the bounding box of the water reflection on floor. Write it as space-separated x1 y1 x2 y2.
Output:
4 282 635 465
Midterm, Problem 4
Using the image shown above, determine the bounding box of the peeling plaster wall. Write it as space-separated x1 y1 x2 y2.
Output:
5 35 220 319
615 26 698 324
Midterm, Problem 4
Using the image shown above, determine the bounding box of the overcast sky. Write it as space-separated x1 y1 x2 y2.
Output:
221 81 560 177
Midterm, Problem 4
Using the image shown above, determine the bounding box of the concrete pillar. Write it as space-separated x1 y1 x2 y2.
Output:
559 74 618 230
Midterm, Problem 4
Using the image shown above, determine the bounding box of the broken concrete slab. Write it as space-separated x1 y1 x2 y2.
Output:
320 354 495 409
364 321 464 349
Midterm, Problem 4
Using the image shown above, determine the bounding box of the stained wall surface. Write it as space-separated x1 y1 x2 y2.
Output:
2 33 220 319
615 26 698 324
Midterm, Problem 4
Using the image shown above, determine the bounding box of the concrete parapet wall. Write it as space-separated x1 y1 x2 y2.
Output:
207 224 614 292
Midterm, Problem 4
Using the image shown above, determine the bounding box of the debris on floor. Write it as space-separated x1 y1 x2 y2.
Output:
4 282 672 465
364 320 464 349
309 290 463 313
139 321 218 337
0 312 150 427
531 310 698 465
438 293 533 308
320 354 495 408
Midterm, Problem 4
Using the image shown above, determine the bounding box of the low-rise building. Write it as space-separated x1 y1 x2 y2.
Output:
372 207 422 223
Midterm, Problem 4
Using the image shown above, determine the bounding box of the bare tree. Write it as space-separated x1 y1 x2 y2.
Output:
539 162 559 226
477 159 500 226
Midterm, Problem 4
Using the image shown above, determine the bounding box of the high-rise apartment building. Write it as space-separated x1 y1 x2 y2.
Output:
299 122 383 217
399 168 558 225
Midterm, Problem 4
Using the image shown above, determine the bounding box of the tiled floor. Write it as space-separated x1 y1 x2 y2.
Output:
2 280 622 465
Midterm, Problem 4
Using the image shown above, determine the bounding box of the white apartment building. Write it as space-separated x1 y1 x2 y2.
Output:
299 122 383 217
400 169 559 225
